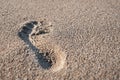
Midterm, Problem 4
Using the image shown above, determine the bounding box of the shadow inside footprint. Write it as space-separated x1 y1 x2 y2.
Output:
18 21 52 69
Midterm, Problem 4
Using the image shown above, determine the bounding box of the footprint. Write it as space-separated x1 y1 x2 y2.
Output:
18 20 66 72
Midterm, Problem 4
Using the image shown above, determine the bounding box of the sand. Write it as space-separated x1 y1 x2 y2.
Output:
0 0 120 80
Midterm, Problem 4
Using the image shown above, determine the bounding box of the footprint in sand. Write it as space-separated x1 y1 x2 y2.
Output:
18 19 66 72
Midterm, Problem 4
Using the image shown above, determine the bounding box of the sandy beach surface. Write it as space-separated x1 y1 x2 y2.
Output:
0 0 120 80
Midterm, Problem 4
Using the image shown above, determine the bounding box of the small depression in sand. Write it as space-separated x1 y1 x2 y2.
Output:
18 20 66 72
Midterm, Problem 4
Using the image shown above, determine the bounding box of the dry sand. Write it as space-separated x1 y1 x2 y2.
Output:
0 0 120 80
